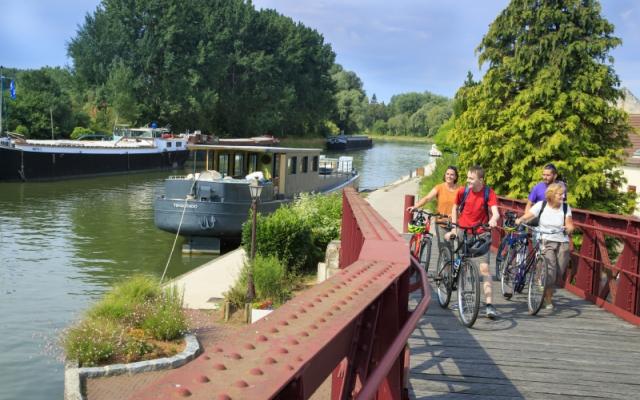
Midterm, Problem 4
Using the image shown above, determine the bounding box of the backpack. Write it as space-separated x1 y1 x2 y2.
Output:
538 200 568 224
458 185 490 218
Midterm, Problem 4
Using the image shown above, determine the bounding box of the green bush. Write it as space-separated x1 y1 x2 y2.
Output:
63 275 187 366
15 125 29 135
252 254 289 304
241 193 343 274
62 318 119 367
89 275 161 321
70 126 94 139
293 192 342 254
242 206 316 272
141 286 187 341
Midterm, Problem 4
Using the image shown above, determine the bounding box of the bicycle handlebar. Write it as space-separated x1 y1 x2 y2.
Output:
411 209 447 219
520 223 565 235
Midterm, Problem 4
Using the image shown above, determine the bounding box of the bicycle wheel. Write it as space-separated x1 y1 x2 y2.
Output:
419 235 433 272
500 251 515 299
457 261 480 327
409 235 418 259
435 246 453 308
495 237 510 281
528 255 548 315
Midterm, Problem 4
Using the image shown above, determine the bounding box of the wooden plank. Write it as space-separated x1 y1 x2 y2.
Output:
409 245 640 398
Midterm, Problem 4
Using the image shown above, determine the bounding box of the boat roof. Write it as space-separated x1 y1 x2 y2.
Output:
187 144 321 154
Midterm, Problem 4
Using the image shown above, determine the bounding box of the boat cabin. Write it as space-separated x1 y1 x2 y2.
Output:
187 144 354 199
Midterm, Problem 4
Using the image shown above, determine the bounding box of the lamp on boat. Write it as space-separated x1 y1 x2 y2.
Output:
246 179 263 303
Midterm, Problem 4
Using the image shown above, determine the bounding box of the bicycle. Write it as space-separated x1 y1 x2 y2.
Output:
408 210 445 273
494 211 522 281
434 222 489 327
500 224 564 315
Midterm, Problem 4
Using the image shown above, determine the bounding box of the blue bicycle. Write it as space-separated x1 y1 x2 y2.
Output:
500 224 563 315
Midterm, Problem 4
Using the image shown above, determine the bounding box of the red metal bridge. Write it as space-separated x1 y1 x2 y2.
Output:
130 188 640 399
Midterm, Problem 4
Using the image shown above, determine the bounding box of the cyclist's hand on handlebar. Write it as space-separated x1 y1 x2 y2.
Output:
488 218 498 229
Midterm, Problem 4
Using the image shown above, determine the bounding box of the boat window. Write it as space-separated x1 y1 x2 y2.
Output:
248 154 258 173
176 142 182 147
233 153 244 177
302 156 308 173
218 153 230 176
288 156 297 175
167 142 172 148
312 156 319 172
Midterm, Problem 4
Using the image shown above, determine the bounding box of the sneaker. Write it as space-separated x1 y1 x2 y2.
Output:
486 304 498 319
544 302 554 310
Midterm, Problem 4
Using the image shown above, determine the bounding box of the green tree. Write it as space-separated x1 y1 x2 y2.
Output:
68 0 336 136
330 64 367 135
9 69 75 138
450 0 633 213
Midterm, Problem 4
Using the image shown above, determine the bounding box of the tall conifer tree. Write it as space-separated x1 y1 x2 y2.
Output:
450 0 633 213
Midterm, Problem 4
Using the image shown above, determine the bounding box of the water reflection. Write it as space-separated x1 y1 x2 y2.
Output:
326 140 430 190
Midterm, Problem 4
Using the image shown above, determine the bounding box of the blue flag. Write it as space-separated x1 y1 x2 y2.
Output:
9 80 16 100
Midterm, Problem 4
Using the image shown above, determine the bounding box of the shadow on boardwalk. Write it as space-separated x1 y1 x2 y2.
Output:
408 248 640 400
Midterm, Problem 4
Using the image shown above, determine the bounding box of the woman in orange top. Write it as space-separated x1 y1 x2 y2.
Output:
408 166 459 244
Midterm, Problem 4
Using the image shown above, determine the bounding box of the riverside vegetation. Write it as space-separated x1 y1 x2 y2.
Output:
62 276 187 367
224 192 342 310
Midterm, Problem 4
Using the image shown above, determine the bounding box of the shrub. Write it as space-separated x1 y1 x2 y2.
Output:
89 275 161 321
293 192 342 254
242 206 316 272
141 286 187 341
70 126 94 139
252 254 289 304
63 275 187 366
241 193 343 274
62 318 119 367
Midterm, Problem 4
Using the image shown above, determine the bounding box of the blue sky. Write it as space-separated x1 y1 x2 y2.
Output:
2 0 639 103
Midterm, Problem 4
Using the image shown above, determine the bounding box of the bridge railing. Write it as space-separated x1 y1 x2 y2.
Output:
130 187 430 399
497 197 640 325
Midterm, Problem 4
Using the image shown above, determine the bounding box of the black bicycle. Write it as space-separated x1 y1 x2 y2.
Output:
500 224 564 315
408 210 446 273
434 222 490 327
494 210 522 281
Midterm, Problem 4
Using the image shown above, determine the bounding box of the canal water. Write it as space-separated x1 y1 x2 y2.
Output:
0 140 430 400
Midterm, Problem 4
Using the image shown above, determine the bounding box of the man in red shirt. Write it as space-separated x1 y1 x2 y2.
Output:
446 165 500 318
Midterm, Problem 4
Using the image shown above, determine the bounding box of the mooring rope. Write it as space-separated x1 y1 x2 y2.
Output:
160 151 198 283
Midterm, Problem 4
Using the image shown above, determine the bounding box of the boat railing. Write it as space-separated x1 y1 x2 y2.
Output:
319 157 355 178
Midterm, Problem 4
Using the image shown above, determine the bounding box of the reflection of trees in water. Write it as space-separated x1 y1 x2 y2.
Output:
0 171 204 285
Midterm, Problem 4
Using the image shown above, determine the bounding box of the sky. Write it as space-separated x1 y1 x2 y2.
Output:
2 0 639 103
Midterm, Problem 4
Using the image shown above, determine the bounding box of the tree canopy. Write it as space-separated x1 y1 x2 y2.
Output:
67 0 336 136
448 0 633 213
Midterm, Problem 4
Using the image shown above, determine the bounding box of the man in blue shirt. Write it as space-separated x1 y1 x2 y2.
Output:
525 163 566 213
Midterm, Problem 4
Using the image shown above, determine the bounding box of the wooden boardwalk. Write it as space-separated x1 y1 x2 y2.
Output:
408 246 640 399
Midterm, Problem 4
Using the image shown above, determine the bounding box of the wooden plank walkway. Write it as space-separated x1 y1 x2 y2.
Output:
408 245 640 399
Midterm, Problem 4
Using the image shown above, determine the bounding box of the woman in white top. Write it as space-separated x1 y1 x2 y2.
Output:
515 183 575 310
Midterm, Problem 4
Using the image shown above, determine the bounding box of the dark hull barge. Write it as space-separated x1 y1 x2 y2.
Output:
0 127 189 181
154 144 359 253
326 135 373 151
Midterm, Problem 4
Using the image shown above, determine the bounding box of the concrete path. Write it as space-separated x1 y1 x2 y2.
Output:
365 161 436 231
166 248 245 309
